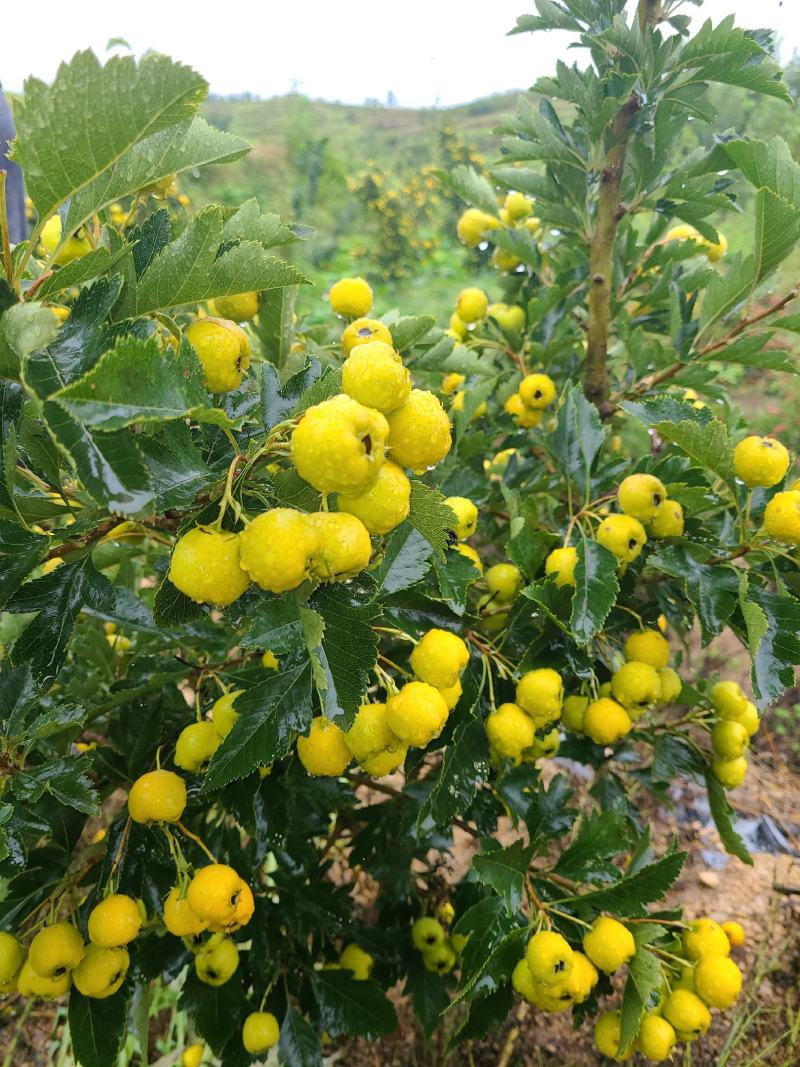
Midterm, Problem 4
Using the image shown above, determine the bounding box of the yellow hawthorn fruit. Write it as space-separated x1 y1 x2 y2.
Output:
545 546 577 588
387 389 452 472
29 923 84 979
128 769 187 825
423 942 456 974
526 930 574 986
705 231 728 262
597 682 612 698
665 222 703 246
210 292 260 322
525 726 560 759
186 317 251 393
711 720 748 760
504 191 533 220
485 702 535 760
519 373 556 411
649 499 684 538
437 902 456 925
597 513 647 563
344 703 397 762
456 207 499 247
72 945 129 999
561 694 589 732
486 562 522 602
291 394 388 495
41 557 63 575
342 341 412 414
504 392 543 427
88 894 142 947
618 473 668 522
624 629 670 669
175 721 222 773
726 699 760 737
682 918 731 961
582 916 635 973
448 313 469 341
297 717 352 776
410 629 469 689
412 917 445 951
239 508 321 594
309 512 372 581
168 527 250 607
524 215 542 236
39 215 91 265
342 317 393 355
261 650 279 670
455 543 483 576
438 677 463 711
610 661 661 717
489 302 526 332
181 1044 205 1067
0 933 24 989
492 246 521 272
450 932 468 955
722 921 746 948
163 888 208 937
594 1012 633 1061
565 951 598 1003
361 744 407 776
733 435 790 487
242 1011 280 1054
663 989 711 1039
195 937 239 986
764 490 800 543
209 881 253 934
511 958 537 1002
583 697 632 745
187 865 249 927
711 679 747 717
444 496 478 540
212 690 243 738
386 681 449 748
636 1014 676 1062
455 287 488 324
515 668 563 726
658 667 682 703
694 954 742 1009
337 460 410 535
329 277 373 318
712 755 748 789
442 371 466 394
17 958 71 998
340 943 374 980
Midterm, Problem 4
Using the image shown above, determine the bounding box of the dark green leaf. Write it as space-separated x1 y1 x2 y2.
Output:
310 970 398 1040
406 954 451 1041
68 984 131 1067
473 839 537 913
417 720 489 831
240 596 304 654
619 947 661 1051
0 522 48 607
372 523 432 594
408 481 456 560
562 852 686 917
569 536 619 644
278 1006 322 1067
739 577 800 710
152 574 203 627
554 811 628 880
311 583 379 725
705 770 753 865
138 422 212 510
431 548 479 616
550 382 606 492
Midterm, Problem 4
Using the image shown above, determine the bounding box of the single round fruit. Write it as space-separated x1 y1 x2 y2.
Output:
329 277 373 318
72 944 129 999
526 930 574 986
175 721 222 773
187 865 249 927
344 703 397 762
663 989 711 1038
492 246 521 271
361 744 407 776
211 292 259 322
212 690 243 738
447 314 468 341
764 490 800 543
515 668 563 726
292 394 388 495
597 514 647 563
636 1014 676 1062
412 917 445 951
711 720 748 760
181 1044 205 1067
611 661 661 716
239 508 322 594
658 667 682 703
485 702 535 760
489 302 526 332
456 208 499 247
168 527 249 607
337 460 410 535
733 435 789 487
561 694 588 732
297 717 351 776
455 287 488 324
437 678 462 712
582 916 635 973
340 943 374 980
342 341 411 414
694 953 742 1008
583 698 632 745
0 933 24 986
195 937 239 986
618 473 668 522
128 769 187 824
342 318 393 355
682 918 731 961
185 317 251 393
242 1011 280 1054
722 921 746 948
309 512 372 581
511 958 537 1002
486 562 522 602
712 755 748 789
545 546 577 588
525 726 560 760
505 392 542 427
624 629 670 669
410 629 469 689
565 951 598 1003
519 373 556 410
594 1011 632 1061
423 942 456 973
88 894 142 947
444 496 478 540
455 543 483 575
649 499 684 538
387 389 452 472
504 191 533 220
442 371 466 394
386 682 449 748
28 922 85 978
163 888 208 937
17 958 71 998
727 699 760 737
710 679 747 717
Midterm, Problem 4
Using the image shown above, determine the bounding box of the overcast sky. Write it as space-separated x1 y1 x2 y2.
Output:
1 1 798 107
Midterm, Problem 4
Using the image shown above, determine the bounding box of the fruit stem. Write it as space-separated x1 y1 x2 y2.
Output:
176 821 218 864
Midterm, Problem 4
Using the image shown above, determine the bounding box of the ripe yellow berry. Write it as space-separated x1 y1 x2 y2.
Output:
663 989 711 1039
28 922 85 979
239 508 321 594
361 744 407 776
340 943 374 980
448 313 469 341
525 726 560 759
734 435 790 487
583 698 632 745
412 917 445 951
212 690 243 738
455 544 483 575
611 661 661 717
0 933 24 989
410 629 469 689
710 679 747 717
682 918 731 961
16 958 71 998
485 702 535 759
694 953 742 1009
444 496 478 540
261 650 279 670
515 668 563 726
712 755 748 789
636 1014 676 1062
618 473 668 522
128 769 187 825
438 678 463 711
185 317 251 393
565 951 599 1003
492 246 521 272
88 894 142 947
72 944 129 999
342 341 411 414
658 667 682 703
386 681 449 748
764 489 800 543
519 373 556 410
489 302 526 332
175 721 222 773
297 717 352 776
456 207 499 247
181 1044 205 1067
329 277 373 318
437 902 456 925
511 958 538 1002
624 629 670 669
455 287 488 324
486 562 522 602
504 191 533 220
163 887 208 937
195 936 239 986
309 512 372 581
344 703 397 762
342 318 392 355
243 1011 280 1054
545 546 577 588
292 394 388 495
210 292 259 322
561 694 588 732
594 1011 632 1061
722 921 746 948
442 371 466 394
582 916 635 973
337 460 410 535
423 942 456 973
504 392 543 427
711 720 748 760
187 865 248 927
526 930 574 986
168 527 249 607
387 389 452 472
649 499 684 538
597 513 647 563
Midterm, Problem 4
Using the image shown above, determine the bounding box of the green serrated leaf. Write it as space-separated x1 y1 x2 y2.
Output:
372 523 432 594
278 1006 322 1067
417 719 489 832
408 481 456 561
34 244 132 301
473 839 537 913
152 574 203 627
619 947 661 1051
437 164 499 216
704 770 753 865
68 984 131 1067
562 852 686 917
550 382 606 492
311 583 380 725
570 536 619 644
310 970 398 1040
738 574 800 710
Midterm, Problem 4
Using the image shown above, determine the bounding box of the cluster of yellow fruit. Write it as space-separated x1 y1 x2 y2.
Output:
709 680 760 789
504 371 557 429
411 913 466 975
485 667 563 763
456 190 542 271
595 472 684 567
594 917 745 1062
730 434 800 545
512 921 622 1013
